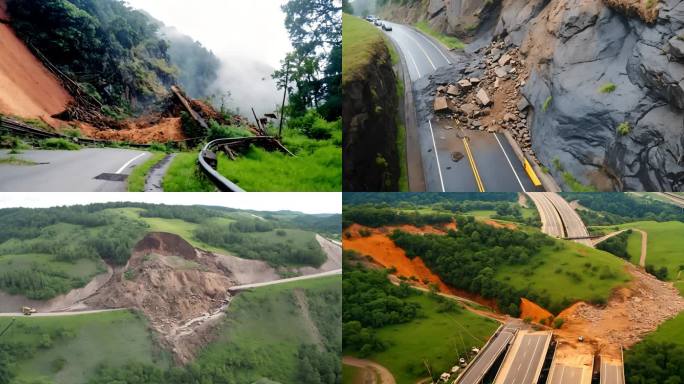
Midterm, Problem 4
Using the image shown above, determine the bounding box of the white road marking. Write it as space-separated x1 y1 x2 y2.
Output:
398 26 437 70
494 133 526 192
427 120 445 192
413 29 452 64
404 47 422 79
115 152 147 174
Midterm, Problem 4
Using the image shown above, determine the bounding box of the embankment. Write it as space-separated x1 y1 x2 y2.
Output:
343 14 400 191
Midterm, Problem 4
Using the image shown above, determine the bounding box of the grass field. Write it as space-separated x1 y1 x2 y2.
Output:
343 13 387 84
496 239 631 312
639 311 684 346
625 229 643 265
349 293 499 384
0 310 170 384
596 221 684 280
0 253 104 281
127 152 166 192
342 364 364 384
107 207 236 255
414 21 465 50
195 275 340 383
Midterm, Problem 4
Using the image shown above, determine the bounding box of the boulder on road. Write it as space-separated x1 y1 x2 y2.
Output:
457 79 472 90
460 103 479 116
476 89 491 106
446 84 460 96
517 96 530 111
498 53 512 66
495 67 508 78
434 96 449 113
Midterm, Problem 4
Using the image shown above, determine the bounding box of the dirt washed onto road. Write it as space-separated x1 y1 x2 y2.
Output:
555 265 684 358
0 1 72 121
76 117 185 144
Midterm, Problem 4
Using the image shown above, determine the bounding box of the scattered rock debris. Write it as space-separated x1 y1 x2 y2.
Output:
431 40 540 164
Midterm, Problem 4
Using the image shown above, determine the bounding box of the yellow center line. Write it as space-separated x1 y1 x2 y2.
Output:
462 138 485 192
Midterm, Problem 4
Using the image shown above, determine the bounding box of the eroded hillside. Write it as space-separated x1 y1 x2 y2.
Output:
378 0 684 191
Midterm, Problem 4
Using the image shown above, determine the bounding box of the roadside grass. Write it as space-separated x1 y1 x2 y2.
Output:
38 138 80 151
562 171 599 192
162 152 215 192
0 310 170 384
350 293 498 384
414 21 465 50
496 239 631 312
596 221 684 281
195 275 340 383
625 229 643 265
215 140 341 191
127 152 166 192
343 13 387 84
0 156 37 165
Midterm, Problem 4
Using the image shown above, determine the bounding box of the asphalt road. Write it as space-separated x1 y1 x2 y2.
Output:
381 21 540 192
544 193 592 246
0 148 150 191
0 309 123 317
547 364 585 384
600 361 625 384
228 269 341 292
495 332 552 384
457 324 518 384
526 192 565 238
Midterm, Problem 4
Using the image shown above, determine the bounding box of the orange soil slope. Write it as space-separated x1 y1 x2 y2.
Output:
0 6 72 121
344 224 453 293
520 298 553 323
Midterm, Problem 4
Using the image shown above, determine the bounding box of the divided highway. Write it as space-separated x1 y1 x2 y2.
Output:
493 331 552 384
381 21 541 192
456 323 519 384
526 192 592 246
0 148 150 191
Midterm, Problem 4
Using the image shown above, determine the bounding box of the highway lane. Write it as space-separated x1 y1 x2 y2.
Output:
0 148 150 191
600 361 625 384
457 324 518 384
228 269 341 292
544 193 592 246
494 331 552 384
381 20 540 192
526 193 565 238
547 364 584 384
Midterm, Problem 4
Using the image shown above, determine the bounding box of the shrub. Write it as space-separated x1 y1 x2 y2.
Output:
617 122 631 136
598 83 617 93
39 138 80 150
553 317 565 329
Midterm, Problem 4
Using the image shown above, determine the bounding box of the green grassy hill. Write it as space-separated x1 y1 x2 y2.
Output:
0 310 170 384
358 293 498 384
495 239 631 312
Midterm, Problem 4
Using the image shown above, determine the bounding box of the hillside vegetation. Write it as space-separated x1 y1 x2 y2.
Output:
0 203 339 299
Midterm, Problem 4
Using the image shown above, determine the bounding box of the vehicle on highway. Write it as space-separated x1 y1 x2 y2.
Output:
365 15 377 22
21 306 37 316
382 23 393 31
374 19 382 26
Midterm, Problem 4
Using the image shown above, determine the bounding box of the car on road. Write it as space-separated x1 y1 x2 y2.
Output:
374 19 382 26
382 23 392 31
365 15 377 22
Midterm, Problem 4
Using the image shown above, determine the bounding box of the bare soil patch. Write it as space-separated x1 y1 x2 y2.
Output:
555 265 684 358
520 297 554 323
76 117 185 144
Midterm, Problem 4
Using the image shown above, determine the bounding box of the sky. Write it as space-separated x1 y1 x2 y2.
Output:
0 193 341 214
124 0 293 115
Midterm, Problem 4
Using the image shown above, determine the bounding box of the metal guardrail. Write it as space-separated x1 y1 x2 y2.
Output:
198 137 248 192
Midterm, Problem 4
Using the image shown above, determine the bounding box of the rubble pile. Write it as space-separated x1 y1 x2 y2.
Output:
432 40 539 162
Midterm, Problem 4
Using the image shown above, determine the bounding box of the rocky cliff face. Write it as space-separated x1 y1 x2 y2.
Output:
343 42 400 191
381 0 684 190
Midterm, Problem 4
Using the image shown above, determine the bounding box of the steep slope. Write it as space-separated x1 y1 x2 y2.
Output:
0 0 71 122
378 0 684 191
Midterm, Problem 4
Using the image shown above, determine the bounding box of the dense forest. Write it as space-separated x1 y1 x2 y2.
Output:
625 340 684 383
343 259 421 355
343 193 518 206
390 216 555 315
343 206 454 228
561 193 684 225
7 0 220 116
595 230 632 260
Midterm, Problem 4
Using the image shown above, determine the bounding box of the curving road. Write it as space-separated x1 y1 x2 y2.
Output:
526 192 592 246
0 148 150 191
381 21 541 192
526 192 565 238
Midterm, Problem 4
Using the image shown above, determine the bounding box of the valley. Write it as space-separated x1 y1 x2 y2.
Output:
342 192 684 383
